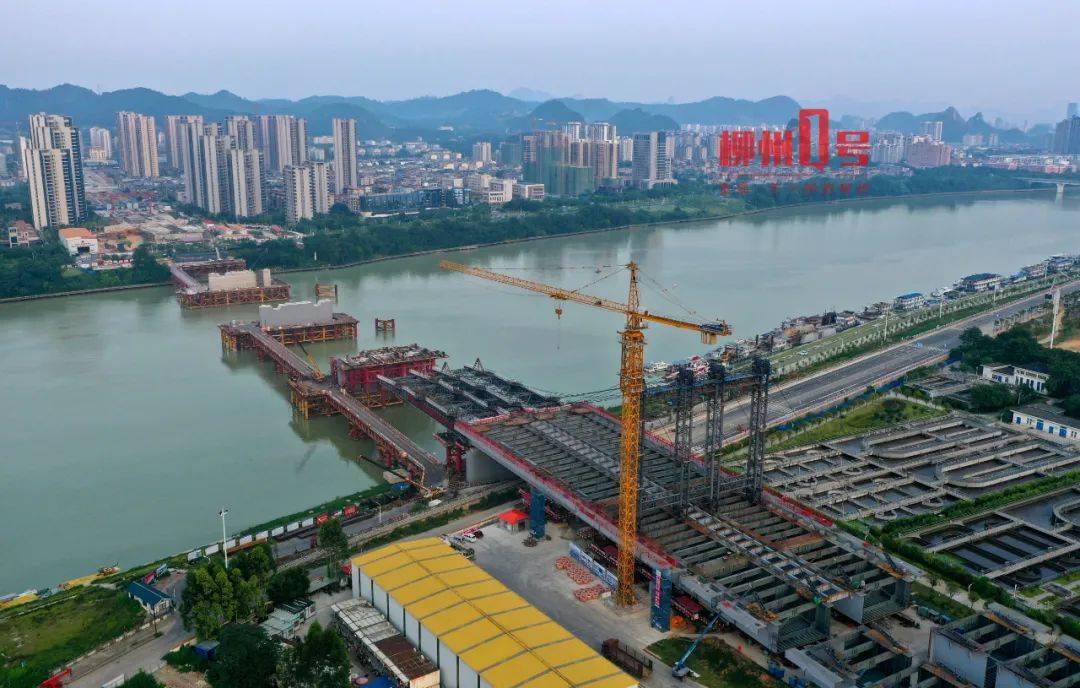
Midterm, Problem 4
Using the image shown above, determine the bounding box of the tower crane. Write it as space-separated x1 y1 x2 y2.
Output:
439 260 731 605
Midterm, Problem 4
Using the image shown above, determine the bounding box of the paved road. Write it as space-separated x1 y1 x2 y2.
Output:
652 281 1077 445
69 573 190 688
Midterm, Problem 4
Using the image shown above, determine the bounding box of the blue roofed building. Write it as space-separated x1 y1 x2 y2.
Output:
893 292 925 310
125 581 173 616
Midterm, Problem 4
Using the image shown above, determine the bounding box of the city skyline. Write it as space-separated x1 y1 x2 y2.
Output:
2 1 1078 125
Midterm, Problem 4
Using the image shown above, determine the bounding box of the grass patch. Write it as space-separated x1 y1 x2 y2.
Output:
0 587 145 688
769 397 945 452
880 470 1080 537
647 637 772 688
912 582 974 619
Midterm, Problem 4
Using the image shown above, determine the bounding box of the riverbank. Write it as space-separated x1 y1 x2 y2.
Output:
1 185 1054 305
275 187 1054 276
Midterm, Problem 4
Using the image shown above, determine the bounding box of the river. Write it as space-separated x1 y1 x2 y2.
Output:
2 191 1078 593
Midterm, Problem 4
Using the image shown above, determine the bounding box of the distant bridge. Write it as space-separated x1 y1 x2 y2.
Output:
1018 178 1080 195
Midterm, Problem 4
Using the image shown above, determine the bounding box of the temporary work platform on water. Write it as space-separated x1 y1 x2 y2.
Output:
217 318 444 490
219 301 358 347
171 258 291 308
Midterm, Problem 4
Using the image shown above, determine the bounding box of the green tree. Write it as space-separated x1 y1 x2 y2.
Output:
268 568 311 605
1062 395 1080 419
318 518 349 576
208 625 280 688
231 567 264 621
970 383 1016 412
278 622 350 688
129 245 169 283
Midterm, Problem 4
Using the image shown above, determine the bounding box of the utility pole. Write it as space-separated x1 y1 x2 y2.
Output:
219 508 230 569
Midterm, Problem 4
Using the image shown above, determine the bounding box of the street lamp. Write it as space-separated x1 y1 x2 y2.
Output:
219 508 230 570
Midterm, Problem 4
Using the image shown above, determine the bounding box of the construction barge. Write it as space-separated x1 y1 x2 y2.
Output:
171 258 291 309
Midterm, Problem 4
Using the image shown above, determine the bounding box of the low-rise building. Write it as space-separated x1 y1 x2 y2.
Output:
351 538 636 688
893 292 925 310
57 227 98 256
6 220 41 248
960 272 1003 292
1011 403 1080 441
512 182 545 201
125 581 173 616
1021 262 1048 279
982 363 1049 394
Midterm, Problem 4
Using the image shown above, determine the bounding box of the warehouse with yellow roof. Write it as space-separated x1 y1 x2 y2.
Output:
350 538 638 688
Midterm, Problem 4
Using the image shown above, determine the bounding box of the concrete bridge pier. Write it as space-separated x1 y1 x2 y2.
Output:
1058 182 1066 197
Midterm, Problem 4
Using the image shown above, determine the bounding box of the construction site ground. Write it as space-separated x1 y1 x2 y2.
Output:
156 664 208 688
465 519 769 688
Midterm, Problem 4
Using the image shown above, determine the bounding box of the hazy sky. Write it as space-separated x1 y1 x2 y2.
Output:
3 0 1078 121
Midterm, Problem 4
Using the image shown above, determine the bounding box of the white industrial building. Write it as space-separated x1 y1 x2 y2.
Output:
351 538 636 688
981 364 1049 394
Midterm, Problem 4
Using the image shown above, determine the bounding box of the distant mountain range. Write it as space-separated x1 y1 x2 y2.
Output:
875 106 1030 144
0 84 1041 144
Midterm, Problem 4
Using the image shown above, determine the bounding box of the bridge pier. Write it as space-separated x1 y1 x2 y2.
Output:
1057 182 1066 197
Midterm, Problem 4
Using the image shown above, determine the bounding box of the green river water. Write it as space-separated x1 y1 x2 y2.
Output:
2 191 1077 592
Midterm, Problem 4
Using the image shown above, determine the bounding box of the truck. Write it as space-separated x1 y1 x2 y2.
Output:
601 638 653 679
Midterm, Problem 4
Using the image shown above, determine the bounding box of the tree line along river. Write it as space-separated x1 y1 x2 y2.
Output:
1 191 1077 593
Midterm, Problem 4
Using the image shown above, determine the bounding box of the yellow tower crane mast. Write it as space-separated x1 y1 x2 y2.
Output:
439 260 731 606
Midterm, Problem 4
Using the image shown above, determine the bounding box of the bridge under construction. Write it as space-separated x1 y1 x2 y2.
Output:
218 318 445 490
379 363 914 653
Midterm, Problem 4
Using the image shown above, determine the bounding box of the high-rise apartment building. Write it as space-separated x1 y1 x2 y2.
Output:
471 141 492 164
904 135 952 168
921 120 944 142
166 115 203 173
258 115 307 172
223 148 264 217
586 122 616 142
562 122 584 141
179 123 265 217
178 122 222 214
589 140 619 180
284 162 331 224
331 118 358 194
88 127 113 159
870 134 904 164
20 113 87 229
498 141 522 166
116 111 159 178
522 131 595 196
1052 116 1080 154
631 132 673 188
226 116 257 151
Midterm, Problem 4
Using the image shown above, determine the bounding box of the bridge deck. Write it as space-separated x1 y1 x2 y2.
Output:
222 322 444 488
